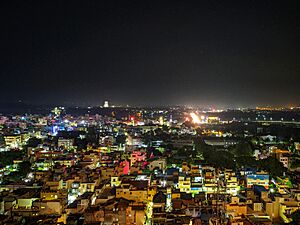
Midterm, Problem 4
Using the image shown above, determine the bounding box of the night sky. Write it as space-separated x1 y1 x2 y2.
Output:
1 1 300 108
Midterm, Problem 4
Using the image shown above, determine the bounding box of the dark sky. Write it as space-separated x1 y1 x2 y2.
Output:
1 1 300 108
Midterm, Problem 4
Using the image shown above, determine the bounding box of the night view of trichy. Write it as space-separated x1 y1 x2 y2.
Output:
0 1 300 225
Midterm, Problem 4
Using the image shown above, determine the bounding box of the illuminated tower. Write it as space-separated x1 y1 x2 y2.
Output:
103 100 109 108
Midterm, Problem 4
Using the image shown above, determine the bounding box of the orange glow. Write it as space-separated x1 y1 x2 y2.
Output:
190 112 201 124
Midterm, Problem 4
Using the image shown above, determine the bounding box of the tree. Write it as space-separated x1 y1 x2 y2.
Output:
235 156 258 168
290 156 300 169
27 137 42 148
0 151 23 167
86 127 98 147
194 137 210 155
116 134 126 145
152 149 163 157
206 150 235 169
0 135 5 146
288 210 300 225
162 125 169 132
75 138 87 150
232 141 253 157
18 161 32 177
154 128 170 142
259 157 287 177
142 130 155 147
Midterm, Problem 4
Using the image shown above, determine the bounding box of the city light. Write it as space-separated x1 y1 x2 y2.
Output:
190 112 201 124
1 1 299 224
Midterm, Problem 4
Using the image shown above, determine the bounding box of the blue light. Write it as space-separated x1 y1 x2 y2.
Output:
52 125 59 136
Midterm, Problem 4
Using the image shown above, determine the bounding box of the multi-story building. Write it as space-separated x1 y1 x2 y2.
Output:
247 173 269 189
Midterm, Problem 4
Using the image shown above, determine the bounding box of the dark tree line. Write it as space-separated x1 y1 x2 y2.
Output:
193 137 286 177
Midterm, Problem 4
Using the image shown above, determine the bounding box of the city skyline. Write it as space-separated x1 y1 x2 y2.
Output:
0 99 299 111
1 2 300 223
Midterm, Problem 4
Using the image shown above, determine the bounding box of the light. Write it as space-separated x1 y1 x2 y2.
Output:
52 125 58 136
190 112 201 124
159 116 164 125
68 194 77 204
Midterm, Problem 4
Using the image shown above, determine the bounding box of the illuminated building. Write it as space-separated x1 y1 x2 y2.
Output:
203 167 217 193
190 165 204 194
171 138 194 148
207 116 220 123
4 134 22 148
103 100 109 108
225 170 239 196
115 183 148 203
246 173 269 189
127 135 142 146
12 188 40 210
114 175 150 203
58 138 74 149
225 196 247 219
130 150 146 166
178 175 191 193
159 116 164 125
260 192 300 224
51 107 63 117
203 137 239 147
111 176 121 187
151 191 167 224
148 158 166 171
294 142 300 151
38 117 48 126
272 149 291 168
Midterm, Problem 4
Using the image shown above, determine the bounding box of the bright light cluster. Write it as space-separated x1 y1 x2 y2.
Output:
190 112 201 124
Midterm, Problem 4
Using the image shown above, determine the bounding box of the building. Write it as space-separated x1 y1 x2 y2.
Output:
247 173 269 189
4 134 22 148
103 100 109 108
57 138 74 149
272 149 291 168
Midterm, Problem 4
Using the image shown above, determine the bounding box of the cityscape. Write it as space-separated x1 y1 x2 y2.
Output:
1 1 300 225
0 103 300 224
